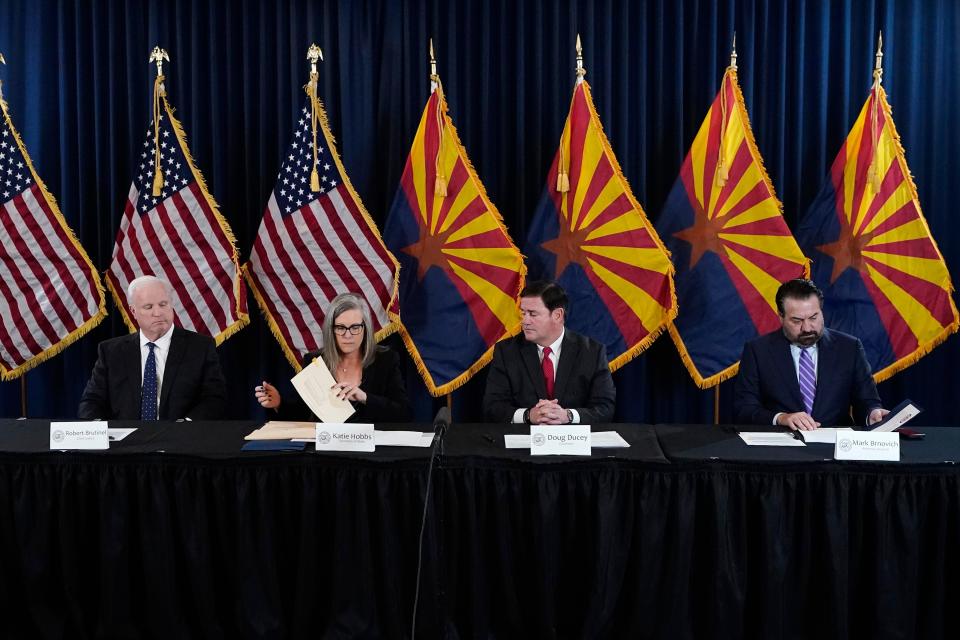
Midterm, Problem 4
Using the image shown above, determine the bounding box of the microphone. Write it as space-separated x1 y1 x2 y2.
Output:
432 406 451 445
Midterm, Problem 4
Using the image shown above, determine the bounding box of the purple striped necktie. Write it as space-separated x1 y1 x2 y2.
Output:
798 347 816 415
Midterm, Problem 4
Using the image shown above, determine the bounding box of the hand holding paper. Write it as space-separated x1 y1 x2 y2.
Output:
291 359 355 423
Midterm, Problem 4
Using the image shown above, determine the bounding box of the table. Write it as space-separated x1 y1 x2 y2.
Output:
0 421 957 638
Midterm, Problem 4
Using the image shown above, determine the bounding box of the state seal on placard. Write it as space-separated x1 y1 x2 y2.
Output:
318 431 331 445
52 430 65 443
532 433 546 447
839 438 853 452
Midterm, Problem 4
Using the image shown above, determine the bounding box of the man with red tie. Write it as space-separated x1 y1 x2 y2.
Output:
483 281 616 424
734 278 887 430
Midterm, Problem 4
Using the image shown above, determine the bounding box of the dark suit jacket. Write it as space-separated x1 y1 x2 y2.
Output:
483 330 616 423
78 327 227 420
733 328 882 426
276 346 411 423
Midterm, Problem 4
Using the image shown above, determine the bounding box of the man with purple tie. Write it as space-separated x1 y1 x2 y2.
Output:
734 279 888 430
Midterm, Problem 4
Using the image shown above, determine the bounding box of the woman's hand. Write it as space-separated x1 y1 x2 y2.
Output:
255 381 282 409
332 382 367 404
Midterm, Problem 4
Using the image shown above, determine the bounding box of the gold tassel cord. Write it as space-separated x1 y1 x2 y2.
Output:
867 33 884 194
556 136 570 193
152 75 165 196
433 79 447 197
867 74 883 194
716 72 730 188
308 71 321 192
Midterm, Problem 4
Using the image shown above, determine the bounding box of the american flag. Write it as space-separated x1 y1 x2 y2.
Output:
106 94 248 341
0 96 105 379
245 97 398 369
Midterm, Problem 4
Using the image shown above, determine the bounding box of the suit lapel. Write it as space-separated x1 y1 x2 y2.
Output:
771 333 805 409
520 340 548 399
811 329 834 416
159 328 186 417
122 333 143 418
552 332 578 402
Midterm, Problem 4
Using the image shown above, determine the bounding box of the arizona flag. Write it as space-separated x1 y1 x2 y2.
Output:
525 77 676 370
383 78 525 396
796 71 958 381
657 65 809 388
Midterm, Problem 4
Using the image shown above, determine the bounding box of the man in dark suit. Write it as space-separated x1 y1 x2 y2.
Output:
734 278 887 430
78 275 226 420
483 281 615 424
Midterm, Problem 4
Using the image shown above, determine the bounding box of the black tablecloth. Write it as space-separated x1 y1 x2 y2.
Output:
0 420 958 639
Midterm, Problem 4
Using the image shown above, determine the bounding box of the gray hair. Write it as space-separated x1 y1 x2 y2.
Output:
321 293 376 372
127 275 172 304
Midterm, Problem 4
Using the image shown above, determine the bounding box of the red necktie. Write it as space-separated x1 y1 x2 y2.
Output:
542 346 555 399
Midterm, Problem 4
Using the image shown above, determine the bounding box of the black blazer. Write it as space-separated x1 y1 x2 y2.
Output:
78 327 227 420
733 328 882 426
276 346 411 423
482 330 616 423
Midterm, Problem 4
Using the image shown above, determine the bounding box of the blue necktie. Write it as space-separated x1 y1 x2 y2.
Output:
798 347 816 415
141 342 158 420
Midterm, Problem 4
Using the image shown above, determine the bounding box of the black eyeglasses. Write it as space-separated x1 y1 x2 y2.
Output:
333 323 365 336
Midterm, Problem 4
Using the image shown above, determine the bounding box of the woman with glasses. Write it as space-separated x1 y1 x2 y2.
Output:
254 293 411 423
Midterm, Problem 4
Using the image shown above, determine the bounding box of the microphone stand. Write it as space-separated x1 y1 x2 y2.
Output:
411 406 451 637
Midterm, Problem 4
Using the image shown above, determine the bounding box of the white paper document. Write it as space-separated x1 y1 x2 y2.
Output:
738 432 806 447
871 399 923 432
503 431 630 449
290 359 355 423
107 427 137 441
798 427 854 444
374 430 434 447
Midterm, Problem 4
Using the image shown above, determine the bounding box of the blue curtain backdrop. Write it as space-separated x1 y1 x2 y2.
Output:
0 0 956 424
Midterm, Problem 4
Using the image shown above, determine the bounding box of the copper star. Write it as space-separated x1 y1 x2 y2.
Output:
673 205 731 269
816 220 876 284
400 222 455 281
541 222 593 278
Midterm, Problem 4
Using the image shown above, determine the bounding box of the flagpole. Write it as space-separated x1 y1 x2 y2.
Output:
306 43 324 193
429 38 447 197
20 374 27 418
713 385 719 425
148 46 169 197
446 393 452 421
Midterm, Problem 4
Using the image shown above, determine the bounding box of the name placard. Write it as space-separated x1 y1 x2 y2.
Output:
835 431 900 461
315 423 375 453
50 421 109 450
530 425 591 456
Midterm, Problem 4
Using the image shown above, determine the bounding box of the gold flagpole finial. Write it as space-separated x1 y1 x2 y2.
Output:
0 53 6 65
575 33 586 79
873 31 884 87
307 43 323 77
729 32 738 71
149 46 169 77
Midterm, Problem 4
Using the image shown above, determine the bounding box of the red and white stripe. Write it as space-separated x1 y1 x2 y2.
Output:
107 182 246 338
0 183 102 370
247 184 396 361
